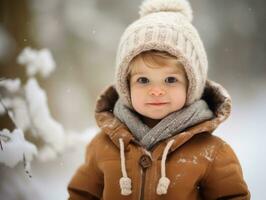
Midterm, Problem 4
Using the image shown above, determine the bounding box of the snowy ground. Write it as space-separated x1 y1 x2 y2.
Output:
0 91 265 200
0 143 86 200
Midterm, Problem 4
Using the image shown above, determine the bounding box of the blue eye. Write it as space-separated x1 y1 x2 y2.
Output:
165 77 177 83
137 77 149 84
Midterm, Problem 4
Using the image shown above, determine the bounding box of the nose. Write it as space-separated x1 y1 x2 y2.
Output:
148 86 165 96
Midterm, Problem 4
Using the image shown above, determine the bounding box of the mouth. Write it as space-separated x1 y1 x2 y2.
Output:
147 102 169 106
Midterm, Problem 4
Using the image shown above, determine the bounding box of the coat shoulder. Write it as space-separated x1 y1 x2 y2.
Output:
87 130 113 149
85 130 121 162
178 133 231 164
188 133 228 149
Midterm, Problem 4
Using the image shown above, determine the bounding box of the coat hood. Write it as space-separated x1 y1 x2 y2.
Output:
95 79 232 152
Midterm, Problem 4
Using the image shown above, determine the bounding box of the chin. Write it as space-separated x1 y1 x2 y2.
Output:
146 113 168 120
148 110 177 119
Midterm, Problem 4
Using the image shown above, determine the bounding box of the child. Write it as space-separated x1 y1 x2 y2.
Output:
68 0 250 199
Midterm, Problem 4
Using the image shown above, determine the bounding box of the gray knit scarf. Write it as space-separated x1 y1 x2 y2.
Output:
113 98 214 150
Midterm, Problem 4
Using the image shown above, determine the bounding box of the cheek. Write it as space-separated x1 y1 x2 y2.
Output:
170 87 187 103
130 87 145 107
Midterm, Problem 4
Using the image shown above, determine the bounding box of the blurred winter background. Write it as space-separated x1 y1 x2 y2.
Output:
0 0 265 199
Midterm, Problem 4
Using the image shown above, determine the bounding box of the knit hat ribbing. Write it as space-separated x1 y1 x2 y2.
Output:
115 0 208 109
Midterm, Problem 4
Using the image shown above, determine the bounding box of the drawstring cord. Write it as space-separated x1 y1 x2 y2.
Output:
119 138 132 195
118 138 175 196
156 139 175 195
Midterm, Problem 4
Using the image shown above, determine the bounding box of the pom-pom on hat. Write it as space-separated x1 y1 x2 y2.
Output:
139 0 193 22
115 0 208 109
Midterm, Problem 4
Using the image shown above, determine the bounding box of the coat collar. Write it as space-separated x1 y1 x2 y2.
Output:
95 80 232 151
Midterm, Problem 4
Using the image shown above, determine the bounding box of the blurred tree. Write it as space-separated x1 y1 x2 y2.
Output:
0 0 34 130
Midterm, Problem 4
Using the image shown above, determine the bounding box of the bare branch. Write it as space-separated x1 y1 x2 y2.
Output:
0 140 3 150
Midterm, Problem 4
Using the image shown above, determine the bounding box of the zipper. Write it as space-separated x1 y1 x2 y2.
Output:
139 167 147 200
135 143 151 200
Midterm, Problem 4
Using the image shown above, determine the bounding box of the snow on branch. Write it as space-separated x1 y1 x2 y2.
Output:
24 78 65 161
0 129 37 173
17 47 56 78
0 47 96 175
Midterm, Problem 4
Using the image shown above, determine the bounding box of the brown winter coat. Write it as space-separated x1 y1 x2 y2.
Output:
68 80 250 200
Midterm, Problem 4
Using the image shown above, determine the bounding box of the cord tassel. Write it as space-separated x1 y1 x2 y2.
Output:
156 139 175 195
119 138 132 195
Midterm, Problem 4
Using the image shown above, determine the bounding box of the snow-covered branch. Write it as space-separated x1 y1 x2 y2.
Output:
0 129 37 169
0 47 96 174
17 47 56 78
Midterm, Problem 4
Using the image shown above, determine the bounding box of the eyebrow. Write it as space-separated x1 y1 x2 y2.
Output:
166 66 185 74
131 71 144 76
131 68 184 77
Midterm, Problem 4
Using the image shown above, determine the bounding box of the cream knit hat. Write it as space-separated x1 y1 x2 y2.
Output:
115 0 208 109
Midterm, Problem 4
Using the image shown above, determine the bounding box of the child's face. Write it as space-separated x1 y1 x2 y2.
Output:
129 57 188 120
